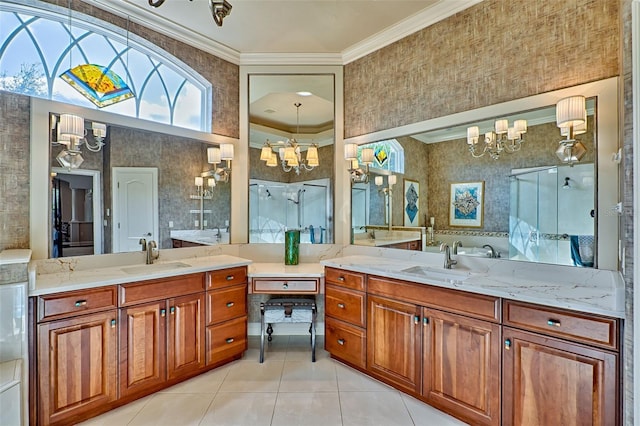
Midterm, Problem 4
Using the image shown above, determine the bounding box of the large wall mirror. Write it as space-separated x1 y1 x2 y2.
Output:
30 98 237 259
346 78 619 270
248 74 335 244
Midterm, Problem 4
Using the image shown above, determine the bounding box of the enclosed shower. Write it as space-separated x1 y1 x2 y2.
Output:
249 178 331 243
509 163 595 266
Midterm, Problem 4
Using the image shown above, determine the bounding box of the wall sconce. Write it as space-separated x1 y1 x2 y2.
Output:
192 176 215 200
51 114 108 168
556 95 587 166
345 143 374 183
375 174 396 231
467 118 527 160
205 144 233 183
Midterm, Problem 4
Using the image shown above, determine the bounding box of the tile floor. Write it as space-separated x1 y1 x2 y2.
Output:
78 335 468 426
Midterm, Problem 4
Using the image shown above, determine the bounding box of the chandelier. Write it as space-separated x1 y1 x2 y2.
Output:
148 0 232 27
466 118 528 160
259 103 319 175
555 95 588 166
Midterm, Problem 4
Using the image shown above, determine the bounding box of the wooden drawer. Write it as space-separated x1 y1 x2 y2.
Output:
252 278 319 294
37 286 117 322
325 284 365 327
119 273 204 307
503 300 619 350
207 284 247 325
325 317 366 369
207 266 248 290
368 275 500 322
206 316 247 365
325 267 365 291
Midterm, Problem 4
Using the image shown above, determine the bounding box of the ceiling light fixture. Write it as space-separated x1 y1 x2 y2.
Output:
148 0 232 27
259 103 319 175
555 95 587 166
466 118 528 160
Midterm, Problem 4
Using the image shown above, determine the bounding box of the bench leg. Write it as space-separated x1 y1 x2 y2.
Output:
267 323 273 342
260 303 265 363
311 305 317 362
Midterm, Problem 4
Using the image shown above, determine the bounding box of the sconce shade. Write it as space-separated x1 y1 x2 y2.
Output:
307 157 319 167
388 175 397 186
266 152 278 167
260 145 272 161
207 147 221 164
287 155 299 167
283 147 296 162
92 122 107 139
195 177 204 187
361 148 375 164
467 126 479 145
306 145 319 161
507 127 517 140
208 178 216 188
344 143 358 160
556 96 586 128
374 176 383 186
513 119 527 134
351 159 359 169
59 114 85 139
220 143 234 160
494 119 508 135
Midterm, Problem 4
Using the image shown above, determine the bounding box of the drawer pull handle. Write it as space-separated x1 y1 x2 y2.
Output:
75 300 87 307
170 307 175 315
160 309 166 317
423 317 429 326
283 283 289 289
547 319 561 327
414 315 420 325
337 338 345 346
504 339 511 350
226 302 235 308
337 303 345 309
226 338 235 344
110 319 116 328
226 275 234 281
338 276 345 282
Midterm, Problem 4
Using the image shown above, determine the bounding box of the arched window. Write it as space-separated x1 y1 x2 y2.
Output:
0 2 212 132
362 139 405 174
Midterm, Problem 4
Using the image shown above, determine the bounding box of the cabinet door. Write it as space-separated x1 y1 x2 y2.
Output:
119 301 167 398
423 308 501 426
167 293 205 380
37 310 117 425
206 316 247 365
367 295 421 394
502 327 618 426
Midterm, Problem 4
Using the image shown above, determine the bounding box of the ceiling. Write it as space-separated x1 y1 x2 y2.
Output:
82 0 481 64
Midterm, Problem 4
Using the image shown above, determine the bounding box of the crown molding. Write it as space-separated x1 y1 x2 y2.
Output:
239 53 343 66
80 0 241 64
341 0 483 64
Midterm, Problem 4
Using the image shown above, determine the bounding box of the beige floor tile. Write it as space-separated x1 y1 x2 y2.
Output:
335 362 394 392
279 358 338 392
199 392 277 426
76 395 152 426
401 393 469 425
128 393 213 426
159 365 230 394
339 391 414 426
218 359 285 392
271 392 342 426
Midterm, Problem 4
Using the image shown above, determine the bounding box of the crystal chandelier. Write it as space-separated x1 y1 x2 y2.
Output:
466 118 528 160
259 103 319 175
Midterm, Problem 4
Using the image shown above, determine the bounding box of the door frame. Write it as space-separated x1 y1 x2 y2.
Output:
51 167 103 256
111 167 159 253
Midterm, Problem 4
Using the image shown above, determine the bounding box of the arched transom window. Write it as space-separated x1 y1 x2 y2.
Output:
0 1 212 132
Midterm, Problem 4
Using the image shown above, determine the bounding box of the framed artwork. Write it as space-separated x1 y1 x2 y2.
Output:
403 179 420 226
449 181 484 228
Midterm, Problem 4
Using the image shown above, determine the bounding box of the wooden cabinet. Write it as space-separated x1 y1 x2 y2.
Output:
37 310 117 426
367 294 421 394
423 308 501 426
324 268 367 369
167 293 206 379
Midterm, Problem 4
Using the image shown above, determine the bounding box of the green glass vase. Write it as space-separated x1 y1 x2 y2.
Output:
284 229 300 265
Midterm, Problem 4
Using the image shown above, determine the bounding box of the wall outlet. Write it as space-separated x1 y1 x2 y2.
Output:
203 220 207 227
195 220 199 228
225 219 229 227
169 221 174 228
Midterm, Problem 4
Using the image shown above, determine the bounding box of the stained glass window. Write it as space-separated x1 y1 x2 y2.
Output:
360 139 405 174
0 2 212 131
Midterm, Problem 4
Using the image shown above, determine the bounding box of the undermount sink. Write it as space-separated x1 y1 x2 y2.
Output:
121 262 191 274
400 265 473 282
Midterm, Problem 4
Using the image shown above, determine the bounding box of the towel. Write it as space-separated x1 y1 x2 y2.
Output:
570 235 594 267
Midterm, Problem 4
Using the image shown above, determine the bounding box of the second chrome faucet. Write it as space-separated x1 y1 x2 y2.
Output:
139 238 159 264
440 243 457 269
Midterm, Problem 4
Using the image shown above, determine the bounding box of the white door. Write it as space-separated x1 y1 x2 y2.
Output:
112 167 159 253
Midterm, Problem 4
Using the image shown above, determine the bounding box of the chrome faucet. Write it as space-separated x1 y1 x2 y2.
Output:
213 226 222 241
440 243 457 269
483 244 497 258
453 240 463 254
146 240 159 264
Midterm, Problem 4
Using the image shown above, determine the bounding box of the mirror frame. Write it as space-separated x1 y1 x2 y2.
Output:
344 77 619 270
29 97 238 260
239 65 346 244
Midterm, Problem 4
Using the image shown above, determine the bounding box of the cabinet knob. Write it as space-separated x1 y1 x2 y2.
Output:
504 339 511 350
337 338 345 346
226 275 234 281
225 338 234 344
338 276 345 282
110 319 116 328
282 283 289 289
337 303 345 309
75 300 87 307
414 315 420 325
423 317 429 326
170 306 175 315
160 309 166 317
226 302 235 308
547 319 561 327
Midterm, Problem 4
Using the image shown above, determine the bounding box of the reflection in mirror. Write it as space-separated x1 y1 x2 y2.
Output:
49 116 231 258
352 99 597 268
248 74 334 243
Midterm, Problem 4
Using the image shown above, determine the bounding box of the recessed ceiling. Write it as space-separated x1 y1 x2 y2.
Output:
82 0 481 64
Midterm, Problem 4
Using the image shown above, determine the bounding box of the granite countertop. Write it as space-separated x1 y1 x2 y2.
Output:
353 230 422 247
321 255 624 318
